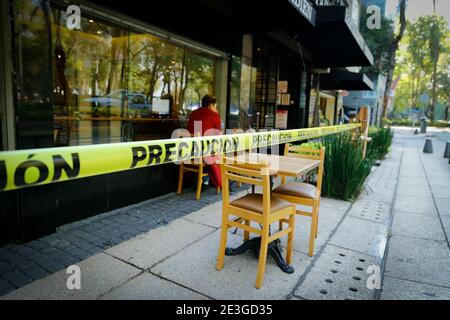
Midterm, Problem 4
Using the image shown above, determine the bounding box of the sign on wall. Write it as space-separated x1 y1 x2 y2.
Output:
276 110 289 129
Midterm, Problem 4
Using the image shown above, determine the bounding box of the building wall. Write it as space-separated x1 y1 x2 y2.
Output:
1 0 314 245
343 73 386 125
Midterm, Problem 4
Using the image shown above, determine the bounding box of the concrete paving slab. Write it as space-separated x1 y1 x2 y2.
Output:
329 216 388 259
348 200 391 224
391 212 446 241
183 191 257 229
106 219 215 270
396 185 432 198
278 205 346 256
101 272 208 300
319 198 352 211
366 177 397 194
399 169 426 178
381 276 450 300
2 253 141 300
183 205 223 229
436 198 450 216
428 177 450 188
294 245 381 300
441 216 450 239
398 177 430 187
430 186 450 199
384 235 450 288
394 196 438 215
150 231 312 300
357 185 395 205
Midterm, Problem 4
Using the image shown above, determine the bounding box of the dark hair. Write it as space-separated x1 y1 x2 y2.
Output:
202 94 217 108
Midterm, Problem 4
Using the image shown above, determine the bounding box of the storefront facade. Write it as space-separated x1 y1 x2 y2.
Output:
0 0 373 245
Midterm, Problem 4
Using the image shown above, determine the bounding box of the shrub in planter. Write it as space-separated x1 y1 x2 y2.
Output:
298 132 374 201
368 127 393 160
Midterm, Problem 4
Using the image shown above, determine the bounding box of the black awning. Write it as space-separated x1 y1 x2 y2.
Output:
88 0 317 54
298 6 374 68
320 69 374 91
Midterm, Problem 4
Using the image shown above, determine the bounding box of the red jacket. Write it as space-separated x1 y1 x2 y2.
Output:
187 107 222 136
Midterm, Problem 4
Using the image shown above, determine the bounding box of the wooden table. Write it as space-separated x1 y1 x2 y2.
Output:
232 153 320 179
226 152 321 274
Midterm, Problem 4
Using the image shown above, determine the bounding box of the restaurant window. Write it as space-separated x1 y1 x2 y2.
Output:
11 0 220 147
228 56 241 130
182 50 216 127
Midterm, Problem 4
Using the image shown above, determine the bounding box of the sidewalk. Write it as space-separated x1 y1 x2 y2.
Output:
380 127 450 299
1 128 449 300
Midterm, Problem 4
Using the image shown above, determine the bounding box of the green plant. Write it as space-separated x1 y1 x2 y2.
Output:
368 127 394 160
299 133 374 201
382 117 449 128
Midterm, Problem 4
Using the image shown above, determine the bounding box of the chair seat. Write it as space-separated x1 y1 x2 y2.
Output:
230 194 293 214
273 182 318 199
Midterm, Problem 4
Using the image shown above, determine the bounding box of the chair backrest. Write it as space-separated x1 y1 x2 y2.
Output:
220 157 272 216
284 144 326 193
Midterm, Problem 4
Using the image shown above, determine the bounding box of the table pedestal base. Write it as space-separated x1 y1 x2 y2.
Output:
225 238 295 274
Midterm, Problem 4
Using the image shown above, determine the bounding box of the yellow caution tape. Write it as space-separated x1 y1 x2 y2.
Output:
0 124 360 192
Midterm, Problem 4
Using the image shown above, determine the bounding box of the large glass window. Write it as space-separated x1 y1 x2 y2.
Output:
12 0 221 147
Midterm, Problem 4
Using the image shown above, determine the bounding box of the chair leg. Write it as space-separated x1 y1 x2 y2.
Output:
286 211 295 265
244 220 250 241
315 210 319 239
217 215 229 272
196 170 203 200
255 230 269 289
278 220 283 232
177 165 184 195
308 203 319 257
315 199 321 238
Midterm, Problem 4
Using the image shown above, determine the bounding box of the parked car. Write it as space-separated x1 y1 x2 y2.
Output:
82 89 152 116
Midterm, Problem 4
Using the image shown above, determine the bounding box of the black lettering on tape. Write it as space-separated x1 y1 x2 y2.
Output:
131 147 147 169
52 153 80 182
14 155 50 187
148 145 163 165
211 139 220 154
164 143 176 163
223 139 231 153
202 140 211 156
233 138 239 152
178 142 189 161
191 141 200 158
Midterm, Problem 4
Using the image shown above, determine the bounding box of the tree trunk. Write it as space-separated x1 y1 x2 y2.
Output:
106 30 123 94
382 0 407 119
430 62 438 121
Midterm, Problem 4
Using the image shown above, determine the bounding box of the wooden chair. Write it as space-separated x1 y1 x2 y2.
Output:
176 133 220 200
217 157 296 289
272 145 326 257
177 158 220 200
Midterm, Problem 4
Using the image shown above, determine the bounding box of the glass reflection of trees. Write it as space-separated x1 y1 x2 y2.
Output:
13 0 218 146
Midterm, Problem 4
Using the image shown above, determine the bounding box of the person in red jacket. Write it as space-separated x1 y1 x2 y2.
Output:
187 95 222 189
